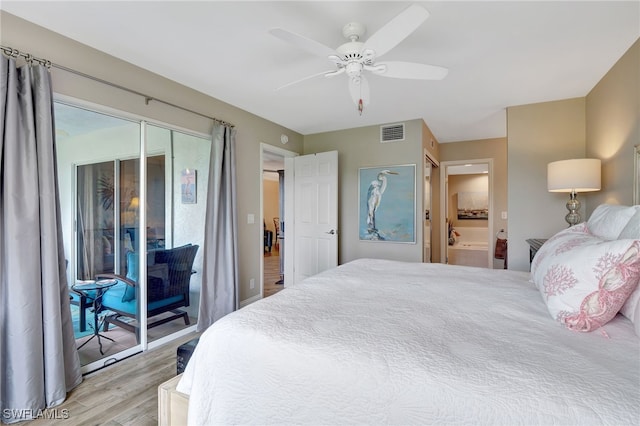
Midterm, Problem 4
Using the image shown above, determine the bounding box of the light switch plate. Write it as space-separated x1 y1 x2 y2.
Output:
247 213 255 224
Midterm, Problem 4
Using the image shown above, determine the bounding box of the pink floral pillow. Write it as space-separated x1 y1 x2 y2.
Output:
531 225 640 332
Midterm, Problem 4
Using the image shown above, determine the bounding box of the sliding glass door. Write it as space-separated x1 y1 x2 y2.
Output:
144 124 209 345
56 102 141 368
55 100 207 372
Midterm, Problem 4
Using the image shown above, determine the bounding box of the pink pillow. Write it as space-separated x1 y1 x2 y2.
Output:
531 225 640 332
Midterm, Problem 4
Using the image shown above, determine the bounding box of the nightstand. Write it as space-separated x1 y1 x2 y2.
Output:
526 239 547 265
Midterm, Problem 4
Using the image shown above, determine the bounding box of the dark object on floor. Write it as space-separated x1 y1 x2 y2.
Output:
177 337 200 375
495 229 508 269
264 222 273 252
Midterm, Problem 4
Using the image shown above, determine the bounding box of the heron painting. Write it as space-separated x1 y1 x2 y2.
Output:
359 165 416 242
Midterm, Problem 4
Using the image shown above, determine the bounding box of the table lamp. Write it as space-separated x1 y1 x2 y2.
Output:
547 158 601 226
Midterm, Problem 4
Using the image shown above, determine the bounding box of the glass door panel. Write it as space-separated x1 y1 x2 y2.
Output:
55 102 141 370
76 161 115 279
145 125 209 343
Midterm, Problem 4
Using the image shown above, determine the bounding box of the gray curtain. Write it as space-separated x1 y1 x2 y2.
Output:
197 123 239 331
0 56 82 424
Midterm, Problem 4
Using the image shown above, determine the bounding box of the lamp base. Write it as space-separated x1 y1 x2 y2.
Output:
565 191 581 227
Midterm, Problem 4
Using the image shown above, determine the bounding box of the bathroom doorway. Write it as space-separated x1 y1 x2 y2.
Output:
439 159 494 268
260 144 297 298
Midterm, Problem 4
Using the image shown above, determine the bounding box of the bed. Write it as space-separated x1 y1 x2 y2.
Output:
166 204 640 425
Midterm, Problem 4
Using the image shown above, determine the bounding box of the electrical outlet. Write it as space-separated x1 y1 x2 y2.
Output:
249 278 255 289
501 211 508 220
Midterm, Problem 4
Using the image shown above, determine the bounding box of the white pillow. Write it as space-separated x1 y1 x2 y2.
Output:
618 205 640 336
620 285 640 337
618 206 640 239
531 224 640 332
587 204 637 240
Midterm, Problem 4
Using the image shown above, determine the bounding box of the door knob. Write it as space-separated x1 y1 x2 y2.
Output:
326 229 336 235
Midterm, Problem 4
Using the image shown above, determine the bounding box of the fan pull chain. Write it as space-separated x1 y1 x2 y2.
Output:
358 81 364 115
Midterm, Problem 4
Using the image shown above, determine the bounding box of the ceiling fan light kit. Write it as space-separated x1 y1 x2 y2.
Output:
269 3 448 115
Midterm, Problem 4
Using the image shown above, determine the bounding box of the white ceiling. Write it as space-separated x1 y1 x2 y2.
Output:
3 1 639 143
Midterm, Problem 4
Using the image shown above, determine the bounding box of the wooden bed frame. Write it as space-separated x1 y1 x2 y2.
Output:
158 375 189 426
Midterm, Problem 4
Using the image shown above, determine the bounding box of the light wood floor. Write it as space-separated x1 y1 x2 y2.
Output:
264 249 284 298
30 332 199 426
76 313 195 367
26 256 281 424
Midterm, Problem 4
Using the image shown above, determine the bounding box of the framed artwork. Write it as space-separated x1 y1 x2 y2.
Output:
359 164 416 243
634 145 639 205
181 168 196 204
457 192 489 220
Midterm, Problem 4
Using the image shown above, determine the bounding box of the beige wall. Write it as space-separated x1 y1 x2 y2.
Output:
263 178 280 235
586 38 639 209
439 137 507 268
1 11 303 303
507 98 586 271
303 120 425 264
506 38 638 272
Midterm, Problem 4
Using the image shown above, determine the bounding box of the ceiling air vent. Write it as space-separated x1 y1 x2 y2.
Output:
380 123 405 143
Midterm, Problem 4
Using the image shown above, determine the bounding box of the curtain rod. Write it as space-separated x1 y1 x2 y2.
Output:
1 45 235 129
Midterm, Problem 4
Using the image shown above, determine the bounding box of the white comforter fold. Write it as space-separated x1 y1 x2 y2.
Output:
178 259 640 425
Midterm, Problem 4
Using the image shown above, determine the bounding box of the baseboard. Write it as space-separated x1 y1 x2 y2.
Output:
239 294 261 308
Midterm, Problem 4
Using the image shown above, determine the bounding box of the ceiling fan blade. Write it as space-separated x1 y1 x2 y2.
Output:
276 69 344 91
361 4 430 59
348 76 370 106
372 61 448 80
269 28 338 59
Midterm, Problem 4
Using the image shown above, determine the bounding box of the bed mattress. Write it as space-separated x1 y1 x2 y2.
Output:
177 258 640 425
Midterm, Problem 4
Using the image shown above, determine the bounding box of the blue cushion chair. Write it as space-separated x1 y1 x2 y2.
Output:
97 244 199 342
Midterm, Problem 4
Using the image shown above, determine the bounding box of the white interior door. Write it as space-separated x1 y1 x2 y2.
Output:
284 151 338 285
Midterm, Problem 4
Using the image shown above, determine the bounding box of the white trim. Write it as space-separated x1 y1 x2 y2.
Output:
80 345 141 375
284 157 294 287
425 148 439 168
139 121 148 350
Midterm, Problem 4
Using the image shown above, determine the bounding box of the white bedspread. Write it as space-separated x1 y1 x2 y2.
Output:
177 259 640 425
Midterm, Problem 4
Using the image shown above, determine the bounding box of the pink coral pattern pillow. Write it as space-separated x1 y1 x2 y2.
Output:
531 226 640 332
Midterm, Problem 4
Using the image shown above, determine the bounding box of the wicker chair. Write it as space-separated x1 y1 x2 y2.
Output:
97 244 198 342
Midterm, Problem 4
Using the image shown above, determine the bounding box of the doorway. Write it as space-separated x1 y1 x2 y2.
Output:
260 143 297 299
439 159 494 268
423 149 438 263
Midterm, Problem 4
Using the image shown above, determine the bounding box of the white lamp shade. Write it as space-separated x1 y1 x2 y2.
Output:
547 158 601 192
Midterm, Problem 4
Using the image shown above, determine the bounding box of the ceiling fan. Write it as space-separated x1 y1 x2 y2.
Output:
269 4 448 114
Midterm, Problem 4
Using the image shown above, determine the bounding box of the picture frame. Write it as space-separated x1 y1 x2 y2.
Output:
181 168 196 204
634 145 639 205
457 191 489 220
359 164 416 243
